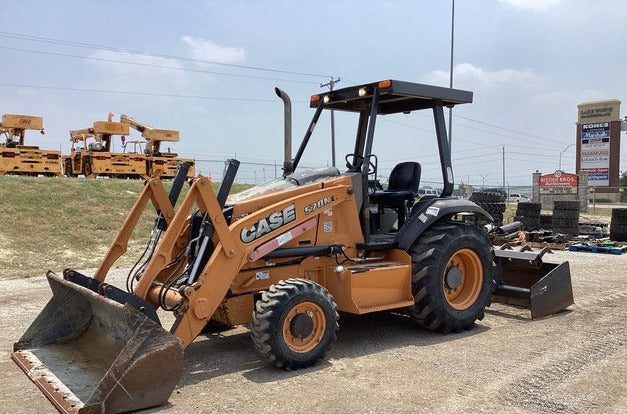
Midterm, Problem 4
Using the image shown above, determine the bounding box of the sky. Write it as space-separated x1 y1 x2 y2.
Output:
1 0 626 187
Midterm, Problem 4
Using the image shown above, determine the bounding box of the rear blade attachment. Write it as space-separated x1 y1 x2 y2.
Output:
12 270 184 413
492 244 574 319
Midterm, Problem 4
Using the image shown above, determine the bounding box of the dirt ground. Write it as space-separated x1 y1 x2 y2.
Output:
1 250 627 413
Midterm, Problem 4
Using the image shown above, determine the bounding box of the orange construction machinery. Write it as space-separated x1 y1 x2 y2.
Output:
120 114 195 178
14 80 573 413
64 117 146 178
0 114 62 176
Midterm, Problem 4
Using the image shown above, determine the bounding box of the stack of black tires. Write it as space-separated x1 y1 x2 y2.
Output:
610 208 627 241
539 214 552 229
469 191 506 225
552 200 580 236
514 202 541 230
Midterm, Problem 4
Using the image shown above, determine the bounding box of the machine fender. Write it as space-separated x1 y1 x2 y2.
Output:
395 197 492 250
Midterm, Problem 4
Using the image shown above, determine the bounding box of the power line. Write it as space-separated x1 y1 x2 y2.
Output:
454 114 570 146
507 150 575 159
360 80 578 154
377 147 501 165
0 31 332 78
384 115 567 152
506 157 564 165
451 119 566 150
0 46 318 85
0 82 279 102
415 112 570 149
451 156 503 168
3 32 581 152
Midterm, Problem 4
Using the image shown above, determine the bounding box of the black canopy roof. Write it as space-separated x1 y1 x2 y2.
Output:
311 79 473 114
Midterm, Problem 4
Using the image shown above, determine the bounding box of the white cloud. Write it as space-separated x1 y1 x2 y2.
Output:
498 0 561 12
181 36 246 63
423 63 544 90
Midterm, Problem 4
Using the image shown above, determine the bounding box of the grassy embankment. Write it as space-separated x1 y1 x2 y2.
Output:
0 176 251 279
1 176 615 279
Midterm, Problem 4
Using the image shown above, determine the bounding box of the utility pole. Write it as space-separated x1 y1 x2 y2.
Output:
448 0 455 152
321 77 341 167
478 172 490 189
502 146 505 190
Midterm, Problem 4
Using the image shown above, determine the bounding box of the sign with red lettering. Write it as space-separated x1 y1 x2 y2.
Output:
539 170 578 194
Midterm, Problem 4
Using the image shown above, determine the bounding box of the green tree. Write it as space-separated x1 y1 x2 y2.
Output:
620 171 627 201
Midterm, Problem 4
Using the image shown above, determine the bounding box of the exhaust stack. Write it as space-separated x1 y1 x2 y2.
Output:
274 87 292 176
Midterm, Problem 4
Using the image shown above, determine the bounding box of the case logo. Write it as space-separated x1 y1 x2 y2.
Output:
240 204 296 243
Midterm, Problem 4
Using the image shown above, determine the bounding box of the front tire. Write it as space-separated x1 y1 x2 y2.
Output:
408 221 495 333
251 279 339 370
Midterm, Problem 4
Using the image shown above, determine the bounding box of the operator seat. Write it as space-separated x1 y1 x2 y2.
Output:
370 161 421 227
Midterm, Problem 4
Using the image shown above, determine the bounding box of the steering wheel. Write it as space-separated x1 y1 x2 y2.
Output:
345 153 376 174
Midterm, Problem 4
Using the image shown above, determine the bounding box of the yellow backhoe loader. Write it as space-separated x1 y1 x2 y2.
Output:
0 114 62 176
64 117 145 178
14 80 573 413
120 114 195 178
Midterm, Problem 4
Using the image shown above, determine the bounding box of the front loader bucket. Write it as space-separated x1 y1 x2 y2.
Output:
12 271 184 414
492 245 574 319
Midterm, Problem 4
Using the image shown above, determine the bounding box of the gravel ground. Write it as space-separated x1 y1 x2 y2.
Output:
1 250 627 413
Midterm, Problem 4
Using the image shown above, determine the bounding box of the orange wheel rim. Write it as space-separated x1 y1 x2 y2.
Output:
443 248 483 310
282 301 326 353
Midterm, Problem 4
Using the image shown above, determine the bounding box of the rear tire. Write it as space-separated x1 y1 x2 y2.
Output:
552 210 579 219
554 200 580 210
408 221 495 333
64 159 74 177
610 231 627 242
84 161 93 178
251 279 339 370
